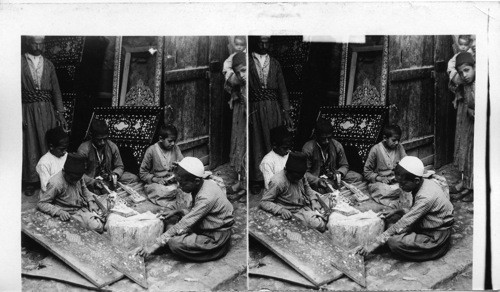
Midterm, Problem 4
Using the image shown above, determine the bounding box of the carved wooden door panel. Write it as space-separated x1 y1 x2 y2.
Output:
163 36 230 168
388 36 437 165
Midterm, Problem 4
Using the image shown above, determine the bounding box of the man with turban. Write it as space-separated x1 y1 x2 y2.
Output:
77 119 139 193
135 157 235 262
249 36 293 186
356 156 454 261
302 118 363 192
22 36 67 191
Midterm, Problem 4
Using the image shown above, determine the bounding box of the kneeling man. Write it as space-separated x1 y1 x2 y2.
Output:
135 157 234 262
260 152 326 232
356 156 454 261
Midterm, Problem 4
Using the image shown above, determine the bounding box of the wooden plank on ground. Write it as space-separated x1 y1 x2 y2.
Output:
21 209 126 288
112 254 148 289
22 254 102 290
250 208 356 287
249 254 319 289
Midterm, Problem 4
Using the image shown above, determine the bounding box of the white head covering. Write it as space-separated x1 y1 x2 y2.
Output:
398 156 424 177
178 157 209 178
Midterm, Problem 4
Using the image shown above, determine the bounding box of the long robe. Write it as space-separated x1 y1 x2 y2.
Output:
22 55 64 183
249 54 290 182
453 82 474 189
229 81 247 183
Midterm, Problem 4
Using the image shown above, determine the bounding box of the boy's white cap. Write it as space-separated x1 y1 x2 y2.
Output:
398 156 424 177
178 157 209 178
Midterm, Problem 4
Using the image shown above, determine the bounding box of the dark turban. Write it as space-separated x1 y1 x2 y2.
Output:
315 118 333 135
91 119 109 136
285 152 308 174
64 153 87 175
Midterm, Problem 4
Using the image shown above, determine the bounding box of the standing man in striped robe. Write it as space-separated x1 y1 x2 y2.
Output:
356 156 454 261
22 36 67 192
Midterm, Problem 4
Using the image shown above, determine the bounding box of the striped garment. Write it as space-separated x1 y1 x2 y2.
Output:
376 179 455 243
156 179 234 246
259 150 289 189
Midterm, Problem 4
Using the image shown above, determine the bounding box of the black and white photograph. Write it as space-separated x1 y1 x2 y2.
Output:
1 2 499 291
248 34 475 290
19 35 247 291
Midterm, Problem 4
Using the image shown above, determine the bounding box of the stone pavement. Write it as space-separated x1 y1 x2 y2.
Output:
22 163 247 291
249 163 473 290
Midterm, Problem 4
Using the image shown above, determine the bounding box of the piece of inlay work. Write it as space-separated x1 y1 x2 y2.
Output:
250 208 366 287
21 209 147 288
318 105 388 164
86 106 163 165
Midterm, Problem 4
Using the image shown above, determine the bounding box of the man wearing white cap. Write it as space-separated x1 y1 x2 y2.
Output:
356 156 454 261
135 157 234 262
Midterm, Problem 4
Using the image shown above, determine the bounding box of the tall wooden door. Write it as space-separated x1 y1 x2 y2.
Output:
388 35 455 167
163 36 231 169
433 35 457 168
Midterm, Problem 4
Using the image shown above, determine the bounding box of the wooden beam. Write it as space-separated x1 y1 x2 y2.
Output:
351 45 383 52
401 135 434 151
199 155 209 166
177 135 209 151
389 66 434 82
346 51 358 105
421 154 435 166
165 67 209 83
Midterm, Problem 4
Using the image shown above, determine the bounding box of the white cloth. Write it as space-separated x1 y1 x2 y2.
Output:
36 152 67 192
253 52 269 67
259 150 289 189
25 53 44 89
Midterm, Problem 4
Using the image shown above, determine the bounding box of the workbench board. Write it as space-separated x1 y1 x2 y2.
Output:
250 208 347 287
249 254 319 289
250 208 366 287
21 209 125 287
22 254 101 290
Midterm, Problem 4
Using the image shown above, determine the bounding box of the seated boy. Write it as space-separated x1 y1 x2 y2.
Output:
36 126 69 192
77 119 138 193
139 124 186 208
260 152 326 232
356 156 454 261
364 124 408 208
259 125 293 190
302 118 362 192
37 153 104 233
134 157 235 262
